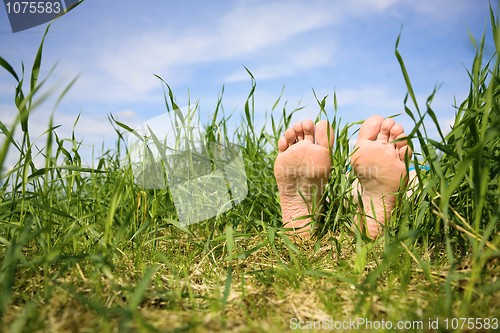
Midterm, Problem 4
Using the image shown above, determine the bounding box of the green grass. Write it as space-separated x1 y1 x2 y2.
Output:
1 5 500 333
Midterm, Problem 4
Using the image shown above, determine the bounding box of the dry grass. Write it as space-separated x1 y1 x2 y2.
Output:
3 231 500 332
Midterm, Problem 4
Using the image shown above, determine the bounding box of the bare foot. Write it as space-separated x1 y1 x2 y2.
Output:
351 115 412 239
274 120 334 237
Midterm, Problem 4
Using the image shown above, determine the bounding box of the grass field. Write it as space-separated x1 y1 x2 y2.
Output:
1 5 500 333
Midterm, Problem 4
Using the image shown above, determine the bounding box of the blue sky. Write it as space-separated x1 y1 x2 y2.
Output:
0 0 496 168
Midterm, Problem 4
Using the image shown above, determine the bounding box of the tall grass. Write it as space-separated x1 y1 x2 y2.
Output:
1 5 500 333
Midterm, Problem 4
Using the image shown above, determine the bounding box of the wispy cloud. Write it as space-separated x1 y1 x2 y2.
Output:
225 45 334 82
114 109 137 118
66 0 340 105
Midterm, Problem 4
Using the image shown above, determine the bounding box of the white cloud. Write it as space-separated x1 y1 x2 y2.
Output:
335 87 401 110
225 65 293 82
406 0 472 21
225 45 334 82
83 0 411 103
52 113 112 142
114 109 137 118
17 0 417 109
59 0 344 105
361 0 401 11
217 1 336 56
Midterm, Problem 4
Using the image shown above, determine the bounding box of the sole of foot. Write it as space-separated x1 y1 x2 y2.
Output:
351 115 412 239
274 119 334 237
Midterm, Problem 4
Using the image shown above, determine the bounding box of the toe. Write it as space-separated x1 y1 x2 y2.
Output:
302 119 315 142
315 120 334 148
278 136 288 153
395 133 409 150
377 118 395 142
293 121 304 141
399 145 412 161
389 123 404 144
358 115 383 141
285 127 297 147
395 133 412 160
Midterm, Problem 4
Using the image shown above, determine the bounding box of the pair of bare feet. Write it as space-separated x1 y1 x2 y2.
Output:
274 115 412 239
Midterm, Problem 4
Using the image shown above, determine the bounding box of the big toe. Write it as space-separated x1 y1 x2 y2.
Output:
315 120 334 148
358 115 384 141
